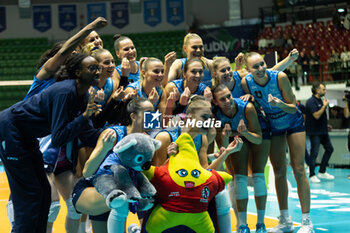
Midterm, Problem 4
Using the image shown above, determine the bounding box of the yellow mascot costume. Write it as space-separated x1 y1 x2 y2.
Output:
143 133 232 233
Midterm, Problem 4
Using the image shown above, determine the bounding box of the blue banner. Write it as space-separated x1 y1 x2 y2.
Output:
111 2 129 29
87 3 106 24
0 7 6 33
166 0 183 26
59 5 77 32
144 0 161 27
33 5 51 32
198 25 260 62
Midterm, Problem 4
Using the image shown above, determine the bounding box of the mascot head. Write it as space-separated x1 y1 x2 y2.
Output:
169 133 219 188
113 133 161 171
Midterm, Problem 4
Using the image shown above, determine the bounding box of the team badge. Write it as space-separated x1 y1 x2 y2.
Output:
202 186 210 199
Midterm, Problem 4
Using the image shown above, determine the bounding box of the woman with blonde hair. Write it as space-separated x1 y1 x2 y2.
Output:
168 33 213 87
241 52 313 233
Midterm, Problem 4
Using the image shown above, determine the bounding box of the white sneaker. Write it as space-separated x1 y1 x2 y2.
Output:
297 218 314 233
268 216 294 233
309 175 321 183
318 172 334 180
128 223 141 233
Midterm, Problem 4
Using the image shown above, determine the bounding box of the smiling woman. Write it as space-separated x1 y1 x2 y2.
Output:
165 58 212 115
0 53 104 233
124 57 168 114
168 33 213 87
91 49 116 107
113 34 140 84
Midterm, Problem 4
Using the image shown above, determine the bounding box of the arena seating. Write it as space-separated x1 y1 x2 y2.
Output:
0 30 186 111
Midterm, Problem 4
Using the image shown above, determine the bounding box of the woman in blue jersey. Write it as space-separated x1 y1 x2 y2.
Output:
91 49 117 107
211 49 300 100
212 56 249 99
112 34 177 89
168 33 213 87
241 52 314 233
25 17 107 100
124 57 169 114
112 34 140 85
89 48 130 128
77 30 103 54
212 84 267 233
72 98 155 233
165 58 213 115
0 53 107 233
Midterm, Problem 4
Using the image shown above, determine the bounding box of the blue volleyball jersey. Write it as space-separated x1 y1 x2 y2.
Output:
147 127 182 144
215 98 248 131
126 81 163 109
24 73 56 100
180 58 212 87
245 69 302 132
231 71 246 98
116 61 140 83
93 77 114 108
94 125 127 177
151 126 202 154
171 79 207 97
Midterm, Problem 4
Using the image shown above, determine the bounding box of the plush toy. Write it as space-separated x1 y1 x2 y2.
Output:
93 133 161 233
143 133 233 233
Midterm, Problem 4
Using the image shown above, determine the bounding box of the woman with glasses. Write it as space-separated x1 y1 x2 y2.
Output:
0 53 109 233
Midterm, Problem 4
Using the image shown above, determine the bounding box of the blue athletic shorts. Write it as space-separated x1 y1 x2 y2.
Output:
72 178 110 221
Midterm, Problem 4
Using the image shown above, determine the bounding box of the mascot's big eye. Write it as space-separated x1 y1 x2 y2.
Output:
134 154 144 164
191 169 201 178
176 169 188 177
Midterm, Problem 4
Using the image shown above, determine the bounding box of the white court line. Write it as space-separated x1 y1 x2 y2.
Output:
0 80 33 86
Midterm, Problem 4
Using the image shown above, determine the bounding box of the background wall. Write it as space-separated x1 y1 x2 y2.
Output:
0 0 234 40
241 0 273 19
0 0 191 40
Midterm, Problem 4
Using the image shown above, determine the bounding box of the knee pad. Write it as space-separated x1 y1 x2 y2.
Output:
6 200 14 226
66 198 82 220
234 174 248 200
111 201 129 219
48 201 61 223
215 189 231 215
253 173 267 197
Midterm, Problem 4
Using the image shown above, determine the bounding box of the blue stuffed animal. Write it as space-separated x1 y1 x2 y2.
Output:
93 133 161 233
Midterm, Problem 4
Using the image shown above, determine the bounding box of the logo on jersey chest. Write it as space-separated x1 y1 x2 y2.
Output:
254 91 263 98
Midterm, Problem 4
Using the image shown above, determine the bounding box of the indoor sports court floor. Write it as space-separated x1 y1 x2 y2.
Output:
1 165 349 233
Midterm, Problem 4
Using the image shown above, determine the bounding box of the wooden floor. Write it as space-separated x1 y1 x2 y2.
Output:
3 166 350 232
0 167 282 233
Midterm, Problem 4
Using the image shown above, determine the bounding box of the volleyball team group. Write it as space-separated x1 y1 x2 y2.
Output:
0 17 315 233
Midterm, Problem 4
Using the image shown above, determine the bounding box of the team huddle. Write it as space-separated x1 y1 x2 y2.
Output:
0 17 314 233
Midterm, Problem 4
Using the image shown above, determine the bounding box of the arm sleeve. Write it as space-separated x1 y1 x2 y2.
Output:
92 98 121 128
173 102 187 115
50 93 90 148
119 75 129 88
78 119 103 147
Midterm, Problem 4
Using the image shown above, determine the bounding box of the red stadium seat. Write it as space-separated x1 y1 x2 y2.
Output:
316 21 325 28
306 22 314 29
275 26 283 33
